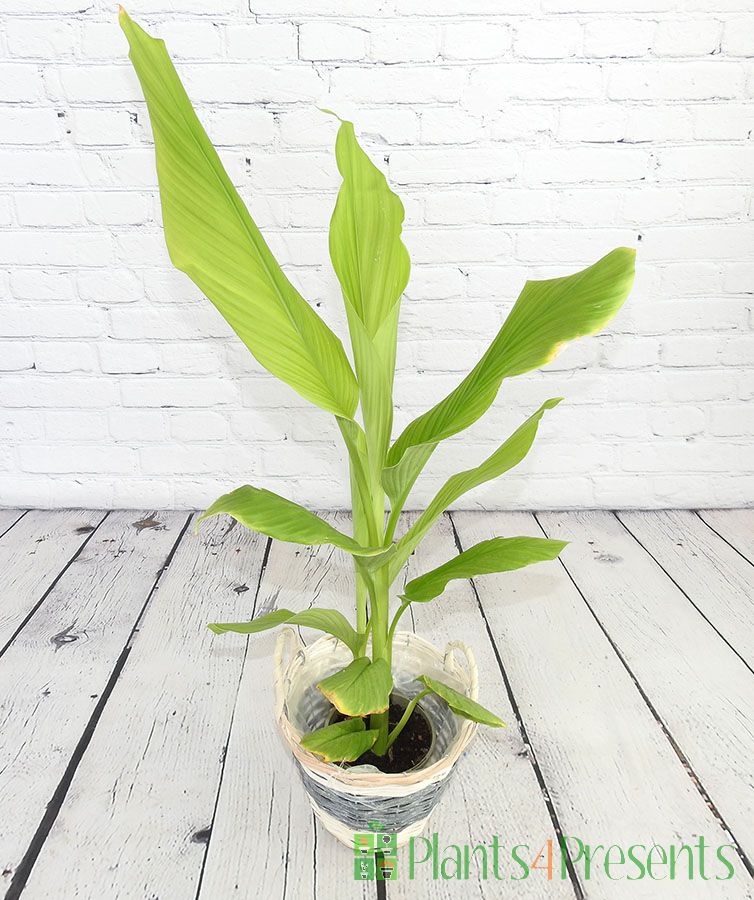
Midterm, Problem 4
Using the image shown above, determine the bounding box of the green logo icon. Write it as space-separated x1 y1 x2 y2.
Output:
353 823 398 880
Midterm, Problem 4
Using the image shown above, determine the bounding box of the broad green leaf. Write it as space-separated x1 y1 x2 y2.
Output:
197 485 373 555
318 657 393 716
300 718 379 763
386 248 635 497
401 536 567 604
208 608 361 655
418 675 505 728
329 118 410 338
119 11 358 418
387 398 561 580
329 118 409 474
382 441 435 520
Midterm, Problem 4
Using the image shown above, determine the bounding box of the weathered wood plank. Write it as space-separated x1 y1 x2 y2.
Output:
21 517 268 900
0 509 105 651
618 510 754 670
388 513 573 899
538 510 754 887
0 509 25 538
0 510 187 896
453 510 753 899
199 516 372 900
697 509 754 565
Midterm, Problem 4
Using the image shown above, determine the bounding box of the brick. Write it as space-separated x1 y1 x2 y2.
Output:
442 23 511 60
370 25 439 64
515 19 581 58
709 405 754 436
181 64 322 104
71 109 133 146
0 377 116 408
655 145 753 181
653 20 722 57
21 445 136 475
558 105 627 143
9 270 76 301
99 342 160 375
0 343 34 372
723 16 754 55
226 23 298 60
2 108 60 144
34 341 98 373
170 411 228 441
650 406 706 437
6 19 77 58
109 409 168 442
299 23 369 62
120 378 237 408
524 146 649 185
0 305 105 339
693 103 754 140
465 64 602 109
206 108 276 147
0 63 45 101
83 193 152 226
0 231 112 267
78 268 143 304
15 192 86 227
583 19 654 57
608 61 743 100
329 66 466 104
390 146 518 185
45 410 108 441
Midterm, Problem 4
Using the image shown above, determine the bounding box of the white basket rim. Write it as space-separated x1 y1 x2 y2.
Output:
274 629 478 790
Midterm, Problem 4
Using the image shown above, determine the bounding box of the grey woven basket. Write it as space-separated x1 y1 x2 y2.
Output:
274 629 478 847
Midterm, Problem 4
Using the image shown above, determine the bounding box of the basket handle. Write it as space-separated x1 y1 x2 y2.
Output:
273 626 305 720
274 626 305 682
443 640 479 701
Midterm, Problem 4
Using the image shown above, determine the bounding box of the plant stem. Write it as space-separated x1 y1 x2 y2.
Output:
385 689 430 752
388 600 410 645
368 565 391 754
384 504 401 544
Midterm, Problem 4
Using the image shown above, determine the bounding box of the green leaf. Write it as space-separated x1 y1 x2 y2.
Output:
382 441 435 520
401 536 568 603
329 117 410 338
208 608 361 655
197 485 373 556
119 11 358 418
388 398 561 580
386 248 635 496
317 657 393 717
300 718 379 763
329 118 409 474
418 675 505 728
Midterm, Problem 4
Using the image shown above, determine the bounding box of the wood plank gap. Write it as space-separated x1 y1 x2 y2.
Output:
615 511 754 679
695 510 754 569
534 511 754 882
0 510 27 541
447 512 584 900
192 536 273 900
0 510 109 660
4 512 194 900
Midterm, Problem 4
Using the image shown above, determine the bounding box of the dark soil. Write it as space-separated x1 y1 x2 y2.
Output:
330 694 433 774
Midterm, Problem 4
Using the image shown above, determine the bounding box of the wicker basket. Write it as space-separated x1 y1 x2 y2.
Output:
274 628 478 847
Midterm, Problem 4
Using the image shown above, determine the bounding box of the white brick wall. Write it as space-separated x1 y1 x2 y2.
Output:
1 1 752 511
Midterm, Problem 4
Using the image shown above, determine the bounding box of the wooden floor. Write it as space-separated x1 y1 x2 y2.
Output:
0 508 753 899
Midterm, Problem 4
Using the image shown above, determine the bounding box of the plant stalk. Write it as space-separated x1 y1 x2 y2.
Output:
385 689 430 752
368 564 391 754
